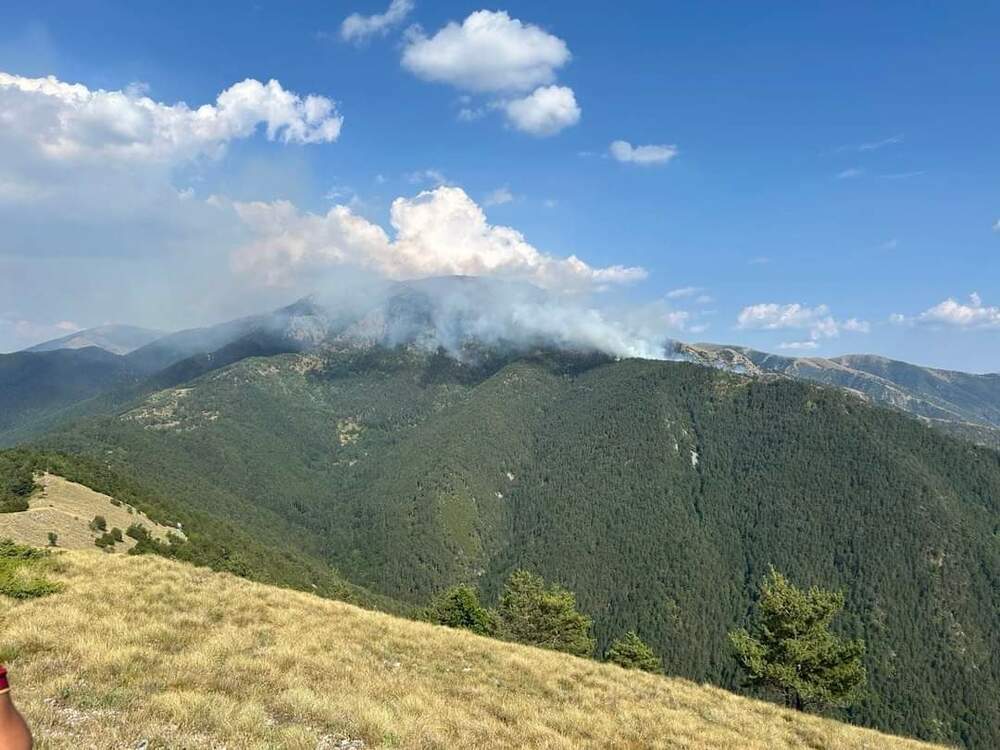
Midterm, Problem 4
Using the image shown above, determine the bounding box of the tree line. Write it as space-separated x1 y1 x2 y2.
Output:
426 566 866 713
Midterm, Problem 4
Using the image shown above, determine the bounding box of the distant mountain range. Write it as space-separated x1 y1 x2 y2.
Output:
7 278 1000 451
25 324 164 355
2 276 999 746
675 343 1000 449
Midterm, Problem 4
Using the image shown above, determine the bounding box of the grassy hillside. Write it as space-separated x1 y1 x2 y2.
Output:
31 347 1000 747
1 550 942 750
0 473 180 551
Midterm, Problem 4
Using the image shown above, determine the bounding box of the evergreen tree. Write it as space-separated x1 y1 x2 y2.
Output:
496 570 596 657
606 631 663 673
729 568 866 712
427 584 497 636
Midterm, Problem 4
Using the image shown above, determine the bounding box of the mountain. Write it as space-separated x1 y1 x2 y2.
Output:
0 347 143 436
25 324 165 355
676 342 1000 449
3 550 939 750
27 344 1000 748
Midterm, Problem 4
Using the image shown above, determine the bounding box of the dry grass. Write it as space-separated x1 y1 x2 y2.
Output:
0 551 943 750
0 474 181 552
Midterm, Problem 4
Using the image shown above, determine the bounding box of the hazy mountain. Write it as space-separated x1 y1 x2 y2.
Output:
0 347 143 436
675 342 1000 449
31 344 1000 748
25 324 166 355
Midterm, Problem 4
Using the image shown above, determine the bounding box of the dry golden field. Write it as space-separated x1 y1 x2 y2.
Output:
0 551 944 750
0 474 181 551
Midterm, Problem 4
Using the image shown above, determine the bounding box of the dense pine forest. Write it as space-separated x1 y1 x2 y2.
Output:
1 346 994 747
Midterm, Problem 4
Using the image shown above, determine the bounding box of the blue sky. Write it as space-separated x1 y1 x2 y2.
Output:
1 1 999 370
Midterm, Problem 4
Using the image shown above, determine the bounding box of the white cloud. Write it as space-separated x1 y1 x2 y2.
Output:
340 0 414 44
910 293 1000 329
736 303 869 341
483 186 514 206
666 286 703 299
836 167 864 179
842 318 871 333
778 341 819 351
401 10 570 93
836 134 903 153
405 168 450 186
748 256 771 265
0 314 81 349
992 219 1000 232
231 186 647 291
858 134 903 151
0 72 342 164
504 85 580 136
609 140 678 166
880 238 899 250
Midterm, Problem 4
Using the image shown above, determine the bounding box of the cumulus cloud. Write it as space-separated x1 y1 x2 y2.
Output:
906 293 1000 329
400 10 579 135
230 185 646 291
0 72 342 163
609 140 678 166
340 0 414 43
401 10 570 92
736 303 869 342
504 85 580 136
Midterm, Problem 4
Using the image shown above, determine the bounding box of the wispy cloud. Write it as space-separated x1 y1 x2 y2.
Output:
836 167 865 179
340 0 414 44
736 303 869 342
836 134 904 153
879 170 925 180
610 140 678 166
483 186 514 206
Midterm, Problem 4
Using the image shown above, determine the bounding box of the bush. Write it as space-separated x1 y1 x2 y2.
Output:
126 523 150 541
427 584 497 636
0 539 60 599
47 532 58 547
90 515 107 533
606 631 662 673
496 570 596 657
94 532 117 549
110 527 124 543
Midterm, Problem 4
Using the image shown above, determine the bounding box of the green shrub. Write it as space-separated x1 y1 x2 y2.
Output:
0 539 61 599
606 631 662 673
126 523 150 541
110 527 124 543
496 570 595 657
47 532 58 547
90 515 107 532
427 584 497 636
94 532 117 549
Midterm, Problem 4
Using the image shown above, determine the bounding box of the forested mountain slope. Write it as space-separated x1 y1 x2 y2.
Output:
0 347 144 436
31 346 1000 748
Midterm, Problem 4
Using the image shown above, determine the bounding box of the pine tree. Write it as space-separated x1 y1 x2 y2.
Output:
496 570 596 657
729 568 866 711
426 584 497 636
606 631 663 673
